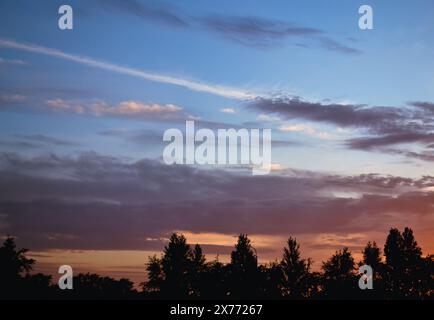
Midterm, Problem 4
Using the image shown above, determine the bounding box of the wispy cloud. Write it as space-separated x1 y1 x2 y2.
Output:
279 123 332 140
94 1 360 53
15 134 79 147
0 38 256 100
200 15 322 48
97 0 188 27
220 107 236 113
249 97 434 161
0 56 26 65
0 134 79 150
319 36 362 55
44 98 186 121
0 94 26 105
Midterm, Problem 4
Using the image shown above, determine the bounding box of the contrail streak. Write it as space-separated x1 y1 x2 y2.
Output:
0 38 257 100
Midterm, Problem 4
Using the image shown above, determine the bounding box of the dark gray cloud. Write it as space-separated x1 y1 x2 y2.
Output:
98 129 163 146
318 37 362 55
1 152 433 251
200 15 322 49
346 133 434 150
94 0 360 54
14 134 80 147
249 97 402 130
383 148 434 162
0 134 80 150
97 0 189 27
249 97 434 160
410 101 434 113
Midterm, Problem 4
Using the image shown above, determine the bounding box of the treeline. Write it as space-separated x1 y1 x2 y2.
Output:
0 227 433 300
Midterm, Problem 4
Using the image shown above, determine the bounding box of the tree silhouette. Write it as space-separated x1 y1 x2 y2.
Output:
280 237 312 298
321 247 357 299
259 261 283 299
22 273 53 297
400 227 428 298
384 228 405 297
384 228 404 268
143 255 163 295
359 241 384 298
146 233 193 298
0 237 35 298
200 257 229 299
383 227 428 298
362 241 382 270
229 234 259 298
190 244 206 297
1 227 432 299
67 273 135 299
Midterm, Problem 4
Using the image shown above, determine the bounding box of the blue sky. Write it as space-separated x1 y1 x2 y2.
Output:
1 1 434 177
0 1 434 171
1 1 434 281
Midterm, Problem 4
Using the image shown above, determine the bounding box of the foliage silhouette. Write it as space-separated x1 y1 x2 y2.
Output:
0 227 433 300
280 237 313 298
228 234 260 298
0 236 37 299
321 247 358 299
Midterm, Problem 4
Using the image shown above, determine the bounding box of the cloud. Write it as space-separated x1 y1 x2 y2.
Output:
42 98 187 121
0 94 26 105
90 1 360 54
0 57 26 65
97 0 188 27
345 133 434 150
0 38 256 100
256 114 281 122
220 108 236 114
410 101 434 113
249 97 402 130
279 123 332 140
248 97 434 161
200 15 360 53
200 15 321 48
319 36 362 55
0 134 79 151
91 100 182 116
271 139 300 148
1 151 433 253
383 148 434 162
46 99 72 110
98 128 163 146
13 134 79 147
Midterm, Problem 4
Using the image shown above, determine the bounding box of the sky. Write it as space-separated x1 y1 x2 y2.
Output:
0 0 434 286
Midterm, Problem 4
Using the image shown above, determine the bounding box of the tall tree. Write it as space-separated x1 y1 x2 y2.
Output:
361 241 382 271
160 233 193 298
190 244 206 297
384 228 404 269
383 227 426 298
280 237 312 298
229 234 259 298
360 241 384 298
401 228 424 297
